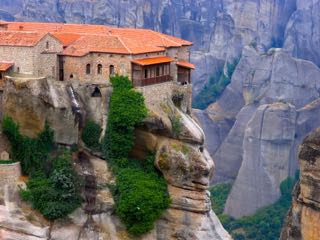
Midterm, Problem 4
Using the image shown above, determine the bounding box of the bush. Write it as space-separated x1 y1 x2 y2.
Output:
21 151 82 220
82 120 102 151
103 75 147 161
102 76 170 235
2 116 54 174
115 164 170 235
2 117 82 220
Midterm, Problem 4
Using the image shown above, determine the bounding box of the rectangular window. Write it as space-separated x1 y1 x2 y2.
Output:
144 69 148 79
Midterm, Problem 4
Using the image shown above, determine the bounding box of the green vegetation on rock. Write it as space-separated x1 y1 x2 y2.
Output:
3 116 82 220
2 116 54 174
211 174 299 240
193 60 239 110
103 76 170 236
82 120 102 151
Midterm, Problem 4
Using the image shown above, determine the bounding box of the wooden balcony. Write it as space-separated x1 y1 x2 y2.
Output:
134 75 172 87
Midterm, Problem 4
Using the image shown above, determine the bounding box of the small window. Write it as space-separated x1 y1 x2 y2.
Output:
86 64 91 75
70 74 74 79
46 41 49 50
109 65 115 76
97 64 103 75
144 69 148 79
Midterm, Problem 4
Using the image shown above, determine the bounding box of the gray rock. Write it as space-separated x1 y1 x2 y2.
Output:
284 0 320 66
224 102 297 218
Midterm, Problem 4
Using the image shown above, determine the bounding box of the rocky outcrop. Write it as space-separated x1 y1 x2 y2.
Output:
224 102 297 218
2 76 111 145
280 128 320 240
131 83 231 239
284 0 320 67
195 47 320 218
0 79 230 239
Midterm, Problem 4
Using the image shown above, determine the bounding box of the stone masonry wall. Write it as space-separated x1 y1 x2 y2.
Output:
0 46 34 74
0 162 21 184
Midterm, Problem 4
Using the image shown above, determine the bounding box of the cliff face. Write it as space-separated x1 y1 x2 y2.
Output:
196 46 320 218
280 128 320 240
0 78 230 239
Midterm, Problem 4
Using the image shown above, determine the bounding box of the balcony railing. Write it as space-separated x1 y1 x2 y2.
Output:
135 75 172 87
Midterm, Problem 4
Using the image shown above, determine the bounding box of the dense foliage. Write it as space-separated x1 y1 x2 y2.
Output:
3 116 82 220
21 151 82 220
211 174 299 240
193 60 239 110
103 76 170 235
2 116 54 174
82 120 102 151
210 183 232 215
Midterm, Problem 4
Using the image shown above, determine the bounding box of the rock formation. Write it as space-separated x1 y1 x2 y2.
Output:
280 128 320 240
0 77 230 239
196 46 320 218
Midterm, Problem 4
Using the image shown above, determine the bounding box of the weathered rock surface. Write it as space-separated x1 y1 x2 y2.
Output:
224 102 297 218
280 128 320 240
2 76 111 145
0 79 230 239
195 47 320 218
284 0 320 67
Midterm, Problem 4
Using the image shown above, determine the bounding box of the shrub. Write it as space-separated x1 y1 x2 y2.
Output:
82 120 102 151
21 151 82 220
102 76 170 235
103 75 147 161
115 165 170 235
2 117 54 174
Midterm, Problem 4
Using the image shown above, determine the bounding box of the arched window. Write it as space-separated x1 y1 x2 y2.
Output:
97 64 103 75
109 65 115 76
86 64 91 75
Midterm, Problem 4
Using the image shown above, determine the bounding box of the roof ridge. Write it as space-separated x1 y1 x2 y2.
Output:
115 35 132 54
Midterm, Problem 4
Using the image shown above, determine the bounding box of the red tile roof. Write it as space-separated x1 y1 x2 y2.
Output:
0 62 14 71
0 21 192 55
132 56 173 66
177 61 195 69
0 31 47 46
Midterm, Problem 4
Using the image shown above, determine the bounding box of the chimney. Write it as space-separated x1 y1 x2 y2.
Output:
19 25 24 31
0 22 8 30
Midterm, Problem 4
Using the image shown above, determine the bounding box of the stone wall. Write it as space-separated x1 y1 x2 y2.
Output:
139 81 192 113
0 34 63 78
0 162 21 184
